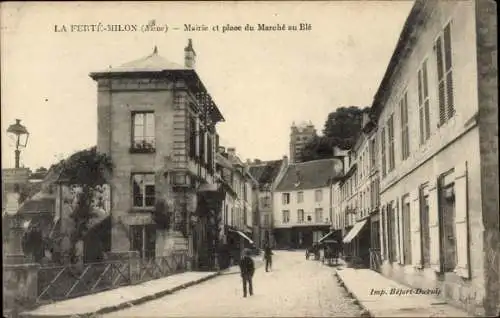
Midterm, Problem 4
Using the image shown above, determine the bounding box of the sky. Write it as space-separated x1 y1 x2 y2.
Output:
1 1 414 170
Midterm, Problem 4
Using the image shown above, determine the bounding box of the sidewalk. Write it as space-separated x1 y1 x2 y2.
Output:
333 266 472 317
20 271 218 318
20 256 264 318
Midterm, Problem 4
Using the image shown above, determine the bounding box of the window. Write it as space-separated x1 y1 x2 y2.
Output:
199 127 206 163
387 114 395 171
132 112 155 151
188 114 197 159
418 60 431 143
400 93 410 160
297 209 304 223
282 193 290 205
315 208 323 223
370 139 376 169
435 22 455 125
315 189 323 202
382 206 388 259
438 176 457 272
263 214 270 227
381 127 387 177
387 202 397 262
260 196 270 208
207 134 213 172
297 191 304 203
132 173 155 208
402 195 412 264
282 210 290 223
129 224 156 259
420 185 430 267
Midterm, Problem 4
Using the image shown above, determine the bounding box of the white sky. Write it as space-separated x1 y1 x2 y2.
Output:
1 1 414 170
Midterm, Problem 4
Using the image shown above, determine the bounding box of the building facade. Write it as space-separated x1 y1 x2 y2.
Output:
273 159 342 249
289 121 317 164
331 112 381 269
216 147 256 264
370 1 498 316
90 40 225 270
248 157 288 248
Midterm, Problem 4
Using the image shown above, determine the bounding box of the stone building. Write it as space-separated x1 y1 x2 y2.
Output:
370 1 498 316
89 40 225 269
248 157 288 248
330 111 381 269
273 158 343 248
289 121 317 163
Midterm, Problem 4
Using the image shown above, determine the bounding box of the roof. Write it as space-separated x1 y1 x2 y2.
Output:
275 159 343 192
88 46 225 123
371 0 426 120
248 160 283 190
91 47 187 74
18 197 56 215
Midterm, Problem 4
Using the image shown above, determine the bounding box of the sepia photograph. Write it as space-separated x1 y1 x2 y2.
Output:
1 1 498 317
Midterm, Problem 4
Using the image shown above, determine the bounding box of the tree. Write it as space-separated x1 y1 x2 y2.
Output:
56 146 113 263
300 106 368 162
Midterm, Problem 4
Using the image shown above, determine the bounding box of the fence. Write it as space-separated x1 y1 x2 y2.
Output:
37 261 130 303
36 252 188 304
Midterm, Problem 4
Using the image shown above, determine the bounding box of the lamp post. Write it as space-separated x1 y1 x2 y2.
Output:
7 119 30 168
4 119 30 264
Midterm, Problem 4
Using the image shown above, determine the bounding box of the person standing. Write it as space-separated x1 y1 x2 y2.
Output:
239 249 255 297
264 245 273 272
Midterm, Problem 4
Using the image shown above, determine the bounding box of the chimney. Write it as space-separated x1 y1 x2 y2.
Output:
254 159 261 164
227 147 236 157
246 159 251 165
362 110 371 128
218 146 226 154
184 39 196 68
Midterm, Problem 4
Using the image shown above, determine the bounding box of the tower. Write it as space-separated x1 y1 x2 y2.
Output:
289 121 317 163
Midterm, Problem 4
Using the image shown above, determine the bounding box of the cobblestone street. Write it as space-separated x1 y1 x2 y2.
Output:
102 251 363 317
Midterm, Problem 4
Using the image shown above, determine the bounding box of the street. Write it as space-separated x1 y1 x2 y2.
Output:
102 251 363 317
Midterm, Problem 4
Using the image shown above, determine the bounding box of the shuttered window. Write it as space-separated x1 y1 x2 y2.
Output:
402 195 412 264
381 205 388 260
411 189 422 268
438 172 457 272
454 162 470 278
428 179 441 272
381 127 387 177
418 60 431 144
387 202 396 262
435 22 455 126
400 92 410 160
420 185 431 267
387 114 395 171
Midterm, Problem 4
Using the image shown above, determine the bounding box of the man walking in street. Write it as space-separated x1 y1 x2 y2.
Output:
239 249 255 297
264 245 273 272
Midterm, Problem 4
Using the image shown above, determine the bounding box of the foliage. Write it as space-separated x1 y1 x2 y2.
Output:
300 106 368 162
56 146 113 263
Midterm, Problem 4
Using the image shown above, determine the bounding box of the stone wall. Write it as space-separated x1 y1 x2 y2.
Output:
475 0 499 316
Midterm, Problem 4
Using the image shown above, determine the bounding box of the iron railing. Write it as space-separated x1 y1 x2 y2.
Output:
37 261 130 304
37 253 188 304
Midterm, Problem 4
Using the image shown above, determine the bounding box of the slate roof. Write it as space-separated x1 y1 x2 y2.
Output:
92 47 187 74
249 160 283 190
275 159 343 192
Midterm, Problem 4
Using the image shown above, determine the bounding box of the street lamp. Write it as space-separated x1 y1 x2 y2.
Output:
7 119 30 168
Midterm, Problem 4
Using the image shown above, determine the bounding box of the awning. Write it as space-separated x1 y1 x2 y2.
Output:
342 219 368 244
229 229 254 244
319 231 337 244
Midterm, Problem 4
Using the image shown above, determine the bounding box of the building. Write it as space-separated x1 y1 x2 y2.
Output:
215 147 257 266
289 121 317 163
370 1 498 316
248 157 288 248
330 111 381 269
273 158 343 249
89 40 225 270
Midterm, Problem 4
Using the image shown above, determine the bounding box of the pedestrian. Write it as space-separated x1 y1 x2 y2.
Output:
264 245 273 272
239 248 255 297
